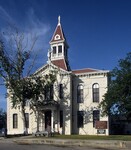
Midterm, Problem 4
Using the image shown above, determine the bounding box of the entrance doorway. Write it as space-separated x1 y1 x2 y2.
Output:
45 110 51 131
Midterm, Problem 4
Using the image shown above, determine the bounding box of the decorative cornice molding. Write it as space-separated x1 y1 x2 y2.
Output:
72 71 109 78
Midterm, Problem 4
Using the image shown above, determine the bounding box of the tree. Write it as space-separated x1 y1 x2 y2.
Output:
99 52 131 119
0 29 38 134
29 73 56 132
0 108 6 129
0 28 57 134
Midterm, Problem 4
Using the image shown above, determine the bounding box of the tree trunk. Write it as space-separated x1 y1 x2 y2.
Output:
36 109 40 132
21 105 28 135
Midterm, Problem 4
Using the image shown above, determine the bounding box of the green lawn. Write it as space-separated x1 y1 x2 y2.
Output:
51 134 131 141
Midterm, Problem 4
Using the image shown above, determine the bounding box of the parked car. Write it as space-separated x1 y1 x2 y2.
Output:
0 128 7 137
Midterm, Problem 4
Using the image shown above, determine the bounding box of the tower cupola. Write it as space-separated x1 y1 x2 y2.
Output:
48 16 70 71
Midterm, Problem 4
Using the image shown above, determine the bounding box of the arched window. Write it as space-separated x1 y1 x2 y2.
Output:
77 84 84 103
13 114 18 128
92 83 99 102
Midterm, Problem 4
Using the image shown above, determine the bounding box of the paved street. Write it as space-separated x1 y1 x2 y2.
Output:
0 140 112 150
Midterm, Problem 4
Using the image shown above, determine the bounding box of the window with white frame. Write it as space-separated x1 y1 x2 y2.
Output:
77 84 84 103
44 84 54 100
54 34 60 40
59 84 63 99
13 114 18 128
92 83 99 102
58 45 62 55
53 46 56 55
93 110 100 127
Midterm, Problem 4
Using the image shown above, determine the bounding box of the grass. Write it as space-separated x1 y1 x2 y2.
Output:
50 134 131 141
7 134 131 141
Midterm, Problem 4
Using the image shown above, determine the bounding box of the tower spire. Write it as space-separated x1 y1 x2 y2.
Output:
58 15 61 25
49 17 70 71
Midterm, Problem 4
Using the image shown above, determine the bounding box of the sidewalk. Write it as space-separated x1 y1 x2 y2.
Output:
12 136 131 150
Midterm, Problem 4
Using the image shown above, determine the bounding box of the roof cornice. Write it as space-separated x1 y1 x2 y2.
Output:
72 70 109 77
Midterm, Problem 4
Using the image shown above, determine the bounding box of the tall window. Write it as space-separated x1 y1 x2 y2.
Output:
59 84 63 99
60 110 63 127
77 111 84 128
13 114 18 128
77 85 84 103
53 46 56 54
50 84 54 100
44 84 54 100
92 83 99 102
58 45 62 54
93 110 100 127
25 113 29 128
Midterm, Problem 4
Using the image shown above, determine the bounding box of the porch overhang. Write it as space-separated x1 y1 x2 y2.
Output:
38 100 60 110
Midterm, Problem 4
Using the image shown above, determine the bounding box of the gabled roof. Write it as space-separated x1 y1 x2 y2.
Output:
50 17 66 43
72 68 108 74
34 61 70 76
51 59 68 71
34 64 48 75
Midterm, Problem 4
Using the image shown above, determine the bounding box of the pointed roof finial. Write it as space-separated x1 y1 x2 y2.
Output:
58 15 61 25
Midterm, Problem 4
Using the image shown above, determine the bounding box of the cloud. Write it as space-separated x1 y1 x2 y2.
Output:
0 96 6 102
0 5 15 25
21 7 51 67
0 6 51 69
25 8 50 35
24 7 51 51
0 5 52 109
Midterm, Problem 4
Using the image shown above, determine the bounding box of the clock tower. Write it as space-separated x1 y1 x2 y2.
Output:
48 16 70 71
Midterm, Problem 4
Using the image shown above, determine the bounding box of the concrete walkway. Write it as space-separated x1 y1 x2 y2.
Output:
10 136 131 150
1 136 131 149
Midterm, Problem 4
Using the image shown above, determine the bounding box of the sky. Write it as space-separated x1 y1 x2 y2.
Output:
0 0 131 110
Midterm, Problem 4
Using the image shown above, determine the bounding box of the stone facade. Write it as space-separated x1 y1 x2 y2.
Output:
7 17 109 135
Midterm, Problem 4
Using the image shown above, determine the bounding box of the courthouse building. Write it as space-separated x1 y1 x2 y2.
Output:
7 17 109 135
